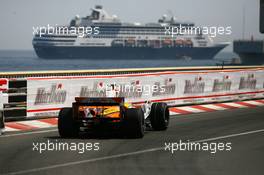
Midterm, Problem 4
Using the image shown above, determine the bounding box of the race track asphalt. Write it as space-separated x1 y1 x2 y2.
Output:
0 106 264 175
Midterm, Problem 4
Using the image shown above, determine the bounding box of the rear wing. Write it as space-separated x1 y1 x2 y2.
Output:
75 97 125 106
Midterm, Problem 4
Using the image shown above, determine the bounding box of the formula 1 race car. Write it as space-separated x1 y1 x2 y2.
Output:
58 97 169 138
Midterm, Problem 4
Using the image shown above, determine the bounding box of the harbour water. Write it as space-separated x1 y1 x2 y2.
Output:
0 50 237 72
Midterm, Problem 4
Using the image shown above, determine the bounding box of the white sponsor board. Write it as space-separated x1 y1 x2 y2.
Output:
0 91 3 111
27 68 264 117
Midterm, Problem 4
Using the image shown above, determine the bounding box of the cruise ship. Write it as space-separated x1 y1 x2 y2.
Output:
33 5 228 59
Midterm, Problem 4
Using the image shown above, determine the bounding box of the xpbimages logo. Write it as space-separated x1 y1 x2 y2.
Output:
164 25 232 38
32 24 100 38
164 140 232 154
32 140 100 154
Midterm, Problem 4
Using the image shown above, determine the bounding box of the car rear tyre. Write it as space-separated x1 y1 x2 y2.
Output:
150 103 170 131
58 107 79 138
123 108 145 138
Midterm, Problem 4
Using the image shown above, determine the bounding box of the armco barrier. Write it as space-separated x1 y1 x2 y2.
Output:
0 66 264 121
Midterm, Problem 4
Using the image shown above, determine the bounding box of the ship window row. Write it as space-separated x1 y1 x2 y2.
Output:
90 35 185 40
99 31 168 35
33 39 75 42
92 35 164 39
99 31 166 35
99 26 162 30
35 42 74 46
100 29 165 33
35 34 77 38
104 33 182 37
98 25 195 30
80 43 105 46
197 41 207 44
199 44 207 47
99 26 198 32
195 36 206 40
100 28 164 32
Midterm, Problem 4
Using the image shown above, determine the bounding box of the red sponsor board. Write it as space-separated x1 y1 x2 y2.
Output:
0 79 8 92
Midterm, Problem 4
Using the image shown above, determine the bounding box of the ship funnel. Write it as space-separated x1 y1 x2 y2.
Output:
75 15 80 19
95 5 103 9
112 15 118 19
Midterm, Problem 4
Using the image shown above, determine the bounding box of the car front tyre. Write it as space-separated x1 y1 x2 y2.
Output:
150 103 170 131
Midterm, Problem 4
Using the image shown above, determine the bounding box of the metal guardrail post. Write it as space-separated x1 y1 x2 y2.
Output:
3 79 27 121
0 110 4 135
0 91 4 135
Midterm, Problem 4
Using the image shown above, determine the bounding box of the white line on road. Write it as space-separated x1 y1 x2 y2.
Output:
3 128 264 175
196 129 264 143
0 128 58 138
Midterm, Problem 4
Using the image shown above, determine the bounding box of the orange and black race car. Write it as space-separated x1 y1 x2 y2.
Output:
58 97 169 138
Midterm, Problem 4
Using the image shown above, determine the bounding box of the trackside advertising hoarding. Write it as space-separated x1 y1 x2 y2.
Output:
27 68 264 117
0 79 8 111
0 78 8 93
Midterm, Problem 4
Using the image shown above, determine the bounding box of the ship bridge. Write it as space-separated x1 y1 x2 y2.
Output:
70 5 121 27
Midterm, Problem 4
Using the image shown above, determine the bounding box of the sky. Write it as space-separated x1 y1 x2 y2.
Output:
0 0 262 51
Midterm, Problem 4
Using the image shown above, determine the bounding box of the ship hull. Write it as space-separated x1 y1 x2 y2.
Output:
33 45 226 59
235 53 264 65
234 40 264 65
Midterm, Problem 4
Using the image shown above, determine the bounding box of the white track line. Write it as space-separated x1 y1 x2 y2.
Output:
17 120 54 128
201 104 227 110
4 127 20 132
222 102 247 108
169 111 180 115
243 100 264 106
258 99 264 103
177 106 204 113
197 129 264 143
3 128 264 175
0 129 58 138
